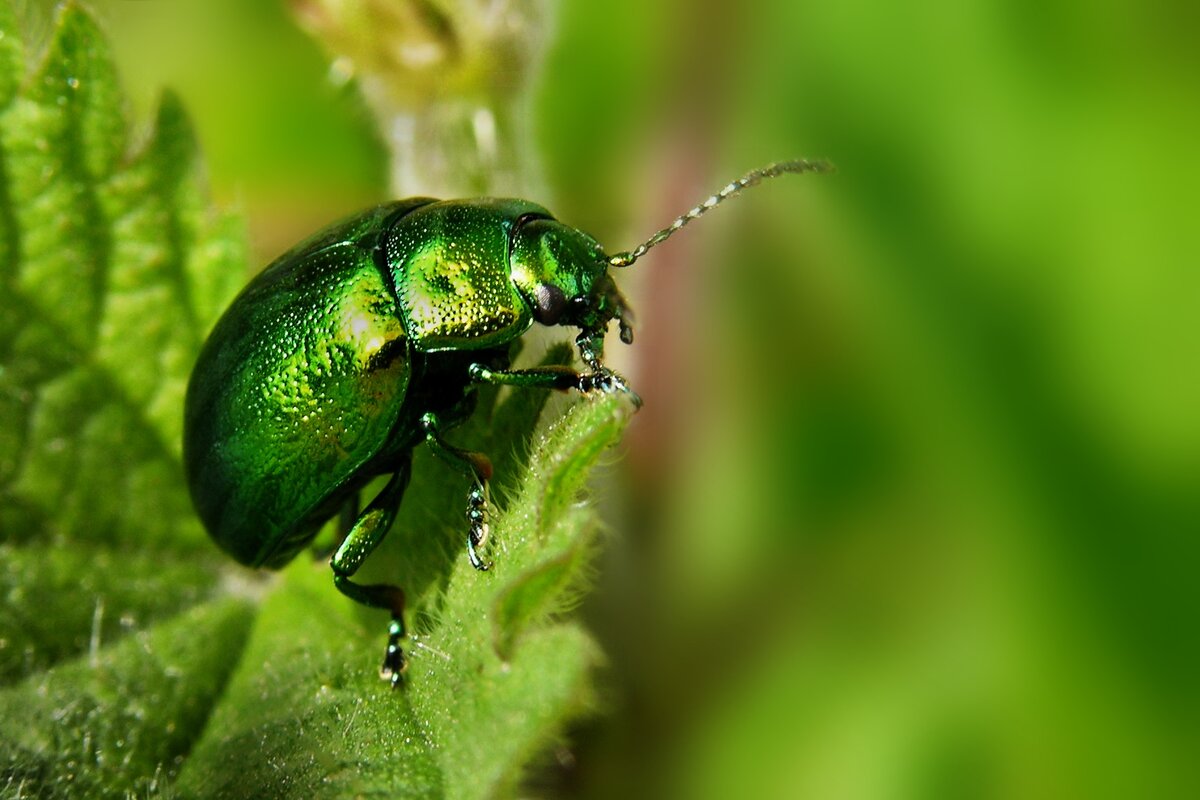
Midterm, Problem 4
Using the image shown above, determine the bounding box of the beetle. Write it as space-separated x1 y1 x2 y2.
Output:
183 160 831 686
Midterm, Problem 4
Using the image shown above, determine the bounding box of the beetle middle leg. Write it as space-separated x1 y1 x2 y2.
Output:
420 411 495 571
329 458 412 688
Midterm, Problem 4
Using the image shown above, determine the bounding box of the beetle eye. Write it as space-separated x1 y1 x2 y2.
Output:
533 283 568 324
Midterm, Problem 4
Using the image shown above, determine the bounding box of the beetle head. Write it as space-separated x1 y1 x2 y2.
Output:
509 216 634 344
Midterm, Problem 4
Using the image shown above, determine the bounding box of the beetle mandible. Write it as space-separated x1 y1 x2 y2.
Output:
183 160 831 686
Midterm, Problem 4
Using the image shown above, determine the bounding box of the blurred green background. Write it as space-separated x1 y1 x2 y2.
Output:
29 0 1199 796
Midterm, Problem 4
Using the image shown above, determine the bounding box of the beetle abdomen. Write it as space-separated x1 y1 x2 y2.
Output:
184 206 421 568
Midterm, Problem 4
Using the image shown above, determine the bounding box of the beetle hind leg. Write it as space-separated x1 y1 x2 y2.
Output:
333 576 407 688
329 461 412 688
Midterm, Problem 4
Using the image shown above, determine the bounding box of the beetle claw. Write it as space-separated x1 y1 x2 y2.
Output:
467 547 493 571
581 367 642 408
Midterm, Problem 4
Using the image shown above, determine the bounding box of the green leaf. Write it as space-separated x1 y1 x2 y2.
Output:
0 4 632 796
0 599 255 799
0 540 222 683
0 3 243 551
0 0 244 672
0 0 251 793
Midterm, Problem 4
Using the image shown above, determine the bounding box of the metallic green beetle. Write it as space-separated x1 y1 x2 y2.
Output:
183 160 830 686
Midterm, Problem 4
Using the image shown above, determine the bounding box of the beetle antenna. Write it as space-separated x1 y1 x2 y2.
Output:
607 159 834 268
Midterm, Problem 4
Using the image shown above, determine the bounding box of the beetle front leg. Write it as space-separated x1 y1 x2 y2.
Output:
420 412 495 571
330 461 412 688
469 362 641 406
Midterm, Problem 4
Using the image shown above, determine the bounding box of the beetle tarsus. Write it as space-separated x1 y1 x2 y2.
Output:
379 617 406 689
579 367 642 408
466 484 492 570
